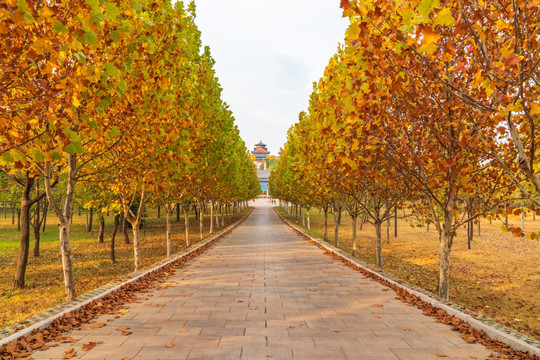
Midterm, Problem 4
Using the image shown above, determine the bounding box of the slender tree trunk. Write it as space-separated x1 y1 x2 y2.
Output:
157 205 160 218
210 202 214 234
323 207 328 242
386 214 390 244
184 205 191 247
176 203 180 222
220 204 224 227
33 222 40 257
110 215 119 263
86 208 93 232
199 202 204 240
44 155 78 300
505 201 508 228
11 204 15 225
132 220 141 270
32 182 41 257
17 208 20 231
375 221 383 270
301 206 305 227
42 201 47 232
438 195 455 301
121 212 130 244
334 207 341 247
12 178 34 289
351 215 358 257
166 204 173 257
306 207 311 230
98 213 105 243
394 206 398 237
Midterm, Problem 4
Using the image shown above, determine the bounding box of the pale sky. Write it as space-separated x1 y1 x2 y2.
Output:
194 0 348 156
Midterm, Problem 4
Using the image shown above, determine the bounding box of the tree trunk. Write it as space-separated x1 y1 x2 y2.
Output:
11 204 15 225
220 204 224 227
306 208 311 230
386 214 390 244
438 196 455 301
375 221 383 270
122 212 130 244
98 213 105 243
505 201 508 228
86 208 93 232
184 205 191 247
394 206 398 237
110 215 119 263
176 203 180 222
199 202 204 240
17 208 20 231
301 206 305 227
12 178 34 289
333 208 340 247
132 221 142 270
42 201 47 232
44 155 78 300
351 215 358 257
157 205 160 218
32 182 42 257
166 204 173 257
210 202 214 234
323 207 328 242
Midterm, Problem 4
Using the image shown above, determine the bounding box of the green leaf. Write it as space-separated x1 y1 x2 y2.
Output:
108 126 121 138
74 52 87 64
11 149 26 161
31 148 44 161
79 30 97 46
117 79 128 95
417 0 439 16
53 20 69 34
2 152 14 163
433 7 455 27
17 0 35 23
104 1 121 20
52 150 62 161
104 63 118 77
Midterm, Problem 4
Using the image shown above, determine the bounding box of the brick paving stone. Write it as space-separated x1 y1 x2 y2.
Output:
30 200 495 359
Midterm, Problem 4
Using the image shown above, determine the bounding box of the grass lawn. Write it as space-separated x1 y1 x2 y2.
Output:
276 206 540 341
0 206 249 329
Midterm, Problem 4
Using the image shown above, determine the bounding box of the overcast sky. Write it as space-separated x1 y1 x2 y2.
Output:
194 0 348 156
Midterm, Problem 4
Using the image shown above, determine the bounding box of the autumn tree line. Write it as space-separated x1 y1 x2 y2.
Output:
270 0 539 301
0 0 261 300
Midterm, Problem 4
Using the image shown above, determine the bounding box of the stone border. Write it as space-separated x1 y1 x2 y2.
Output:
274 207 540 357
0 207 254 347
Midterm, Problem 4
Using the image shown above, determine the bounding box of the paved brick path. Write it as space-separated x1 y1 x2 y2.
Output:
32 200 494 359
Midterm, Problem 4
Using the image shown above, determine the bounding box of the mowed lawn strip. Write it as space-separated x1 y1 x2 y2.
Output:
0 207 249 329
276 206 540 341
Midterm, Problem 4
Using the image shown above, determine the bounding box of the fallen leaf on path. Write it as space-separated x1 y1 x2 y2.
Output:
64 348 76 359
289 325 296 328
251 307 257 310
436 354 447 358
165 344 174 348
179 329 187 333
401 327 410 331
373 304 383 308
266 355 273 358
334 329 341 333
90 323 105 329
122 330 132 336
122 357 131 360
82 341 102 351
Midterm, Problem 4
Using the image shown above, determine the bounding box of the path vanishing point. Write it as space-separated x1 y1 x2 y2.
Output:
32 200 495 359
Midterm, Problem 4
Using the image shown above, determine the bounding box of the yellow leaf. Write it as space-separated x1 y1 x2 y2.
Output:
433 8 455 27
530 103 540 115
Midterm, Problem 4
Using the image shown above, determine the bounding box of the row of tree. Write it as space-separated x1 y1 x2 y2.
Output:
270 0 539 300
0 0 260 300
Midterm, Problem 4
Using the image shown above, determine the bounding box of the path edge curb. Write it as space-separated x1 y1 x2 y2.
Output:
0 207 254 348
273 207 540 357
